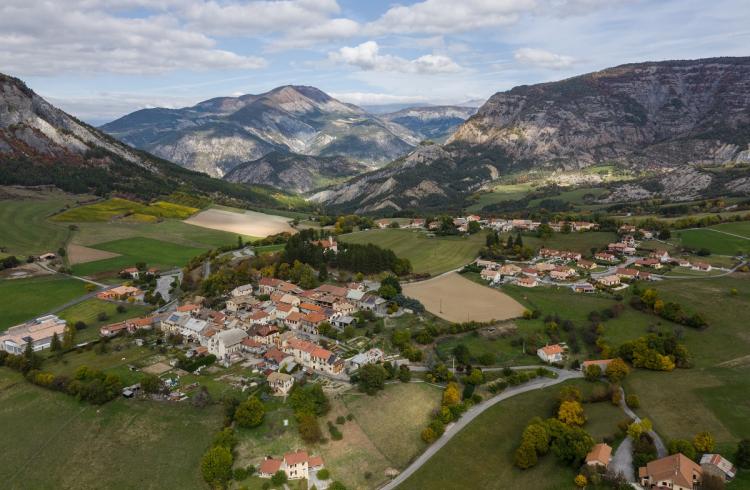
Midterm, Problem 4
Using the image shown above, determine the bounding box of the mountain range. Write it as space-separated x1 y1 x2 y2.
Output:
0 73 304 209
101 86 479 181
314 57 750 213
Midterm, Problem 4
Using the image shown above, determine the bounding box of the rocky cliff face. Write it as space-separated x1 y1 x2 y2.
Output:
315 57 750 213
449 57 750 168
223 151 367 194
102 86 417 177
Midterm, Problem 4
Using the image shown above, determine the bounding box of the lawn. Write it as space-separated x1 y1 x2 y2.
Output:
435 331 539 366
52 197 199 222
673 227 750 256
397 380 589 490
71 237 206 277
0 275 88 331
57 298 152 343
0 192 78 256
339 229 486 276
517 231 619 255
0 369 221 490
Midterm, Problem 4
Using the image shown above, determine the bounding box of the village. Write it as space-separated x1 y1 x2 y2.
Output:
0 211 746 490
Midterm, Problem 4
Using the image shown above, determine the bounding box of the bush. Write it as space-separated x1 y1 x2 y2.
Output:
328 421 343 440
234 396 265 428
201 446 233 487
336 416 346 425
626 394 640 408
317 468 330 480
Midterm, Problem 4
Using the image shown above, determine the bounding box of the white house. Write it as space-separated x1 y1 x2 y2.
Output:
267 372 294 395
208 328 248 360
537 344 564 363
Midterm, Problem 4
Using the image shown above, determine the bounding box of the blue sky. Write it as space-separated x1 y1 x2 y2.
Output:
3 0 748 124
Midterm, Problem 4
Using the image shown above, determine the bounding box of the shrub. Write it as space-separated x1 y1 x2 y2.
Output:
234 396 265 428
201 446 233 487
626 394 640 408
336 416 346 425
317 469 330 480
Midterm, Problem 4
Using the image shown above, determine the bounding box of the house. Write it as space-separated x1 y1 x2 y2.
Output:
572 283 595 293
581 359 613 371
516 277 538 288
550 266 576 281
347 348 384 370
676 258 692 267
692 262 712 272
120 267 141 279
585 443 612 468
650 250 671 263
499 263 522 276
97 285 141 301
300 312 327 335
313 235 338 254
331 315 356 329
619 224 637 234
595 252 618 263
316 284 348 298
0 315 67 354
359 293 387 315
476 259 499 270
608 242 636 255
258 451 324 480
577 259 596 270
572 221 598 231
250 324 279 345
407 218 426 228
534 262 556 272
521 267 539 278
376 219 391 229
615 268 639 280
284 311 303 330
231 284 255 298
283 337 344 375
176 303 201 315
267 372 294 395
207 328 248 360
700 453 737 481
635 258 663 269
38 252 56 261
639 453 702 490
597 275 621 287
100 316 154 337
480 268 500 282
537 344 564 363
226 296 257 312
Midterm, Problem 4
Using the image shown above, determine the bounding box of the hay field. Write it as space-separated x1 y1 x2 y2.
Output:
184 208 295 238
67 244 121 265
403 273 525 323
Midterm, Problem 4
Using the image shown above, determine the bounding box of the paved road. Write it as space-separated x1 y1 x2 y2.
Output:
617 386 667 458
379 368 583 490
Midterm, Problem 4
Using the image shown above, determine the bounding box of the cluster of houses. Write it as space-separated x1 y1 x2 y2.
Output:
374 215 600 235
475 248 597 289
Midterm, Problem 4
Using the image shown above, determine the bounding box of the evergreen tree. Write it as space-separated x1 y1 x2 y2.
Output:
50 332 61 352
514 233 524 248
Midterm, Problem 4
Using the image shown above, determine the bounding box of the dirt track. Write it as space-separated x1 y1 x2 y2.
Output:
402 273 525 323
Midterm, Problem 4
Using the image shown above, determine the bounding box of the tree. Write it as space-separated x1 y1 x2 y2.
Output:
452 344 471 365
627 419 653 440
358 364 387 395
668 439 696 460
558 386 582 403
62 324 75 349
468 221 481 234
551 426 594 465
201 446 233 487
317 468 330 480
521 423 550 455
442 382 461 407
735 439 750 469
297 413 323 443
213 427 237 451
421 426 437 443
626 394 640 409
574 474 587 488
234 396 265 428
513 442 538 469
398 365 411 383
558 400 586 426
318 263 328 282
50 332 61 352
693 431 715 453
584 364 601 381
605 358 630 382
141 373 163 394
271 470 288 486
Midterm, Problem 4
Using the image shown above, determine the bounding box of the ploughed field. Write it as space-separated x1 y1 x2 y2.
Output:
183 207 295 238
403 273 525 323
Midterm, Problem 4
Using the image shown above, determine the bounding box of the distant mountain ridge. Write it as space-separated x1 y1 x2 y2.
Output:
102 86 419 177
380 105 478 142
0 72 304 208
314 57 750 213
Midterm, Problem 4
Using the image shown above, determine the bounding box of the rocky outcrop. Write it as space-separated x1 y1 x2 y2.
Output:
102 86 417 177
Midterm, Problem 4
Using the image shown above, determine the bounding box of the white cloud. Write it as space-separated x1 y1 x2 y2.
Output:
268 18 361 51
329 41 461 74
0 1 265 76
513 47 576 68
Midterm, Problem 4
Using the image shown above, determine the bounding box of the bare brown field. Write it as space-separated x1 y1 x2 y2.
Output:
403 272 525 323
67 243 121 265
183 208 295 238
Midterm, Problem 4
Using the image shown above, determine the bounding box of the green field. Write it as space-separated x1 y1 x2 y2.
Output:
71 237 206 277
467 182 535 212
398 380 612 490
339 229 485 276
0 369 220 490
57 298 152 343
517 231 618 255
674 227 750 256
435 331 539 366
0 193 77 256
53 197 199 222
0 276 88 331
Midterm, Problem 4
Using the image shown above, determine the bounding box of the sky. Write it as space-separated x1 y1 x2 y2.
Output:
3 0 749 124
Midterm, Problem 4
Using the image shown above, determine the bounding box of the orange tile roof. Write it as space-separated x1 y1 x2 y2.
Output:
304 312 327 324
284 451 309 466
641 454 702 489
259 458 282 474
541 344 563 355
586 443 612 466
177 304 198 312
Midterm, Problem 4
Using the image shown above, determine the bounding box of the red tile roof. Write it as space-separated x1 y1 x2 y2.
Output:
259 458 282 474
284 451 309 466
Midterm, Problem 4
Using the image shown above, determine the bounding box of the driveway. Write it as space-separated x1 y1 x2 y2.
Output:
611 436 635 482
379 368 582 490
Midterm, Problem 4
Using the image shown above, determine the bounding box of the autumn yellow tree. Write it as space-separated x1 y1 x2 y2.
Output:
694 432 715 453
605 358 630 382
575 474 587 488
558 400 586 426
442 382 460 407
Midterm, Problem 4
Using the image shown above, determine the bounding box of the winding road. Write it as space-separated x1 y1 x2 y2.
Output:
379 367 583 490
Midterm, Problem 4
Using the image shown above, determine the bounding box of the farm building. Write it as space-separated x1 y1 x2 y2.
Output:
0 314 67 354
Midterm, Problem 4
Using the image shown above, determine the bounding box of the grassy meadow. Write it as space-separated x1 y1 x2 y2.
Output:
0 192 77 256
52 197 199 222
70 237 206 277
339 229 485 276
0 369 221 490
0 275 89 331
57 298 152 343
673 226 750 256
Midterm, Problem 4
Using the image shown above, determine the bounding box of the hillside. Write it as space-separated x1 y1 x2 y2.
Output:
314 57 750 213
0 73 305 210
223 151 367 193
102 85 418 177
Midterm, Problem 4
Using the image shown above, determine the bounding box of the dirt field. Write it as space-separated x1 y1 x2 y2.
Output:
183 208 295 238
403 273 525 323
67 243 121 265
